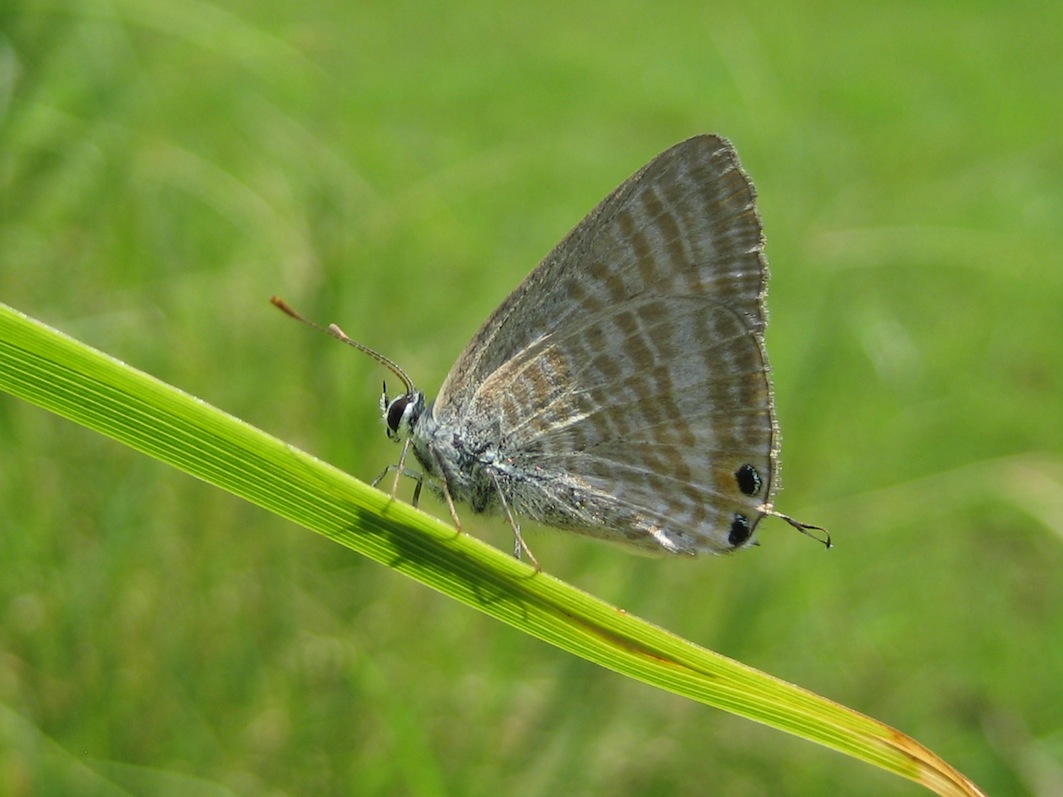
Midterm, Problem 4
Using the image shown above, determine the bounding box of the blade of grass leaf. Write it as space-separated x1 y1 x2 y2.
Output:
0 302 986 797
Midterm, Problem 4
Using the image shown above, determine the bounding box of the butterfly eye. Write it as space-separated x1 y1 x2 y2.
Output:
386 395 411 435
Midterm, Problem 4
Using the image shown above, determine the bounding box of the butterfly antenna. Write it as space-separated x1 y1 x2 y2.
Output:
270 296 415 392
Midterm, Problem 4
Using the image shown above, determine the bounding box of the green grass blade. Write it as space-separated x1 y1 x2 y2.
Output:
0 301 985 797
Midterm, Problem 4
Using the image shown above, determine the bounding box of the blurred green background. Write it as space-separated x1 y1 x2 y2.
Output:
2 0 1061 795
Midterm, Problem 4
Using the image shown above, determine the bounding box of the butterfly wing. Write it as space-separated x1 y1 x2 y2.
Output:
432 135 777 553
436 135 766 408
470 293 775 552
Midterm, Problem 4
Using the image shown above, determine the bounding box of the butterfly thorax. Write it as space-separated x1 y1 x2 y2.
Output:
408 403 508 515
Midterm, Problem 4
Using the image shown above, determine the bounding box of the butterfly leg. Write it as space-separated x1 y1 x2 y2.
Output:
371 463 425 505
488 470 540 571
392 437 413 498
372 439 425 506
407 445 464 533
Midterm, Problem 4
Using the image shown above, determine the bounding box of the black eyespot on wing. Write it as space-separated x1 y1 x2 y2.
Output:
387 395 411 433
735 464 762 496
728 513 753 547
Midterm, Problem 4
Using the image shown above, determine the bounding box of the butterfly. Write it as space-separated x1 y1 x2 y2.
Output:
274 134 827 568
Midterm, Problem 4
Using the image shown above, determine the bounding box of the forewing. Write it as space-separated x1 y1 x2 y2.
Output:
435 135 767 416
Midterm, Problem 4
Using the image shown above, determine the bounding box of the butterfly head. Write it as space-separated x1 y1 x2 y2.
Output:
381 382 425 442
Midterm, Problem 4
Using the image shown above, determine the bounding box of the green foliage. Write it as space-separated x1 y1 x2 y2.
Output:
0 304 985 796
1 1 1061 795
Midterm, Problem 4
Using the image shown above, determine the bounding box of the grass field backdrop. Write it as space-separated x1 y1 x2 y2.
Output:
2 1 1061 795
